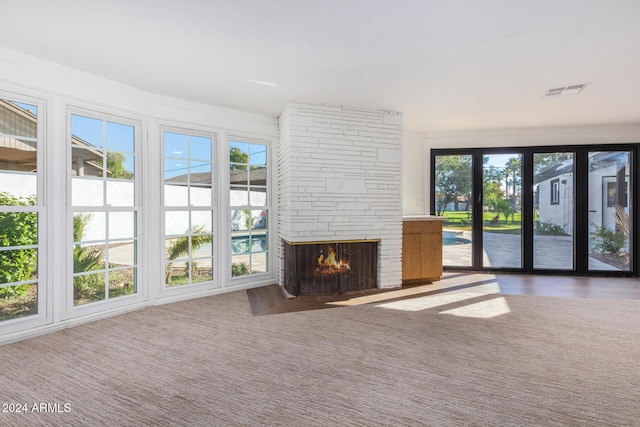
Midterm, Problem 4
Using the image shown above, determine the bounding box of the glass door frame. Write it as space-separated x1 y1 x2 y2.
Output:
432 144 638 277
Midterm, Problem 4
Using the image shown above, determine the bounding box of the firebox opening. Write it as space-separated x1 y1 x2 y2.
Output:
283 240 378 296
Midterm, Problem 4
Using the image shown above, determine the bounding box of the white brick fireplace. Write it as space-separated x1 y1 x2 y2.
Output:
278 102 403 293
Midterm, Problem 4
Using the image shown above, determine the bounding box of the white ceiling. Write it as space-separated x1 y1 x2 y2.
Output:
1 0 639 132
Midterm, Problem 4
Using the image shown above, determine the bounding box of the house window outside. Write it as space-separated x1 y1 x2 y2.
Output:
550 179 560 205
229 140 269 277
163 130 215 287
0 99 41 322
70 113 139 307
606 181 628 208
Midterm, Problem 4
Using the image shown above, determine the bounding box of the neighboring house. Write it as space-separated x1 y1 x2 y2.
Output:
1 100 107 199
534 159 575 235
535 152 629 237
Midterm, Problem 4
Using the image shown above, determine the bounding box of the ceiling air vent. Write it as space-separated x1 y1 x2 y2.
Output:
542 83 587 99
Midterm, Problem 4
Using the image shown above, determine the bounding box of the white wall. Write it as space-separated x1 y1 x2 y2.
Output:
402 131 428 215
425 125 640 149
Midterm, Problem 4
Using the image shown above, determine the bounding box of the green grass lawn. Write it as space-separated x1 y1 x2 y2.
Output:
442 210 522 234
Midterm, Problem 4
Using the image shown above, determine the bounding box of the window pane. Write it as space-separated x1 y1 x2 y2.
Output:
249 188 267 206
108 212 135 240
164 132 188 159
191 260 213 284
190 184 212 207
165 258 188 286
230 141 249 165
192 238 212 258
0 101 38 195
230 186 248 206
165 237 188 262
191 136 212 160
0 100 37 136
0 283 37 321
165 211 189 236
231 235 250 254
249 165 267 186
106 152 134 180
108 267 135 298
73 272 106 306
0 172 37 203
483 154 522 269
588 151 631 272
71 114 103 148
106 122 134 152
250 210 267 230
74 212 106 242
0 212 38 246
164 158 188 181
190 160 211 176
165 183 189 207
0 248 38 283
164 156 188 207
533 153 574 270
251 231 268 252
249 144 266 166
435 155 473 267
72 177 104 206
71 147 104 178
251 252 268 274
231 210 251 231
73 243 105 274
231 255 250 277
109 240 135 266
106 180 134 206
191 211 213 230
0 173 37 203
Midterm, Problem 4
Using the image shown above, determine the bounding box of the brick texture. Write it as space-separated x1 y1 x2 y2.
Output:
278 103 403 289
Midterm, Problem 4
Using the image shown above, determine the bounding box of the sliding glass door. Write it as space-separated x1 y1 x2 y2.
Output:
432 146 636 276
434 155 473 267
533 152 575 270
588 151 631 272
483 153 522 269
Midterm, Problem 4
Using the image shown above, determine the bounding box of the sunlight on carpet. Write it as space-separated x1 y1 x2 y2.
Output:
374 291 491 312
440 296 511 318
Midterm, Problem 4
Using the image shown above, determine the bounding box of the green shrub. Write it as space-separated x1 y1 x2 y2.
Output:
534 221 566 235
231 261 250 277
0 193 38 299
72 213 106 303
590 225 627 254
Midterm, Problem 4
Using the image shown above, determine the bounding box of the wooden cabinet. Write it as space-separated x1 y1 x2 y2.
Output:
402 219 443 283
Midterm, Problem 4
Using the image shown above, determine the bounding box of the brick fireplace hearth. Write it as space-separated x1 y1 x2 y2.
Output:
277 102 403 294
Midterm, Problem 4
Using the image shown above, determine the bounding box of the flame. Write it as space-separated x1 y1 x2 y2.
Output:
315 246 350 276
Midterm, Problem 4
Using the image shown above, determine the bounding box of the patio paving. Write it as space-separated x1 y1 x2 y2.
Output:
443 229 619 271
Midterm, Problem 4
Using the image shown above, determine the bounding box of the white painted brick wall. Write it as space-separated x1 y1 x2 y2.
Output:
278 102 403 289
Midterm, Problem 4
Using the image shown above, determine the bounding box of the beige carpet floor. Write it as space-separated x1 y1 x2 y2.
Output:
1 287 640 426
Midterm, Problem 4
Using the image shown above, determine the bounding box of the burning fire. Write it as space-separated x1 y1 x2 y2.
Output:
315 246 350 276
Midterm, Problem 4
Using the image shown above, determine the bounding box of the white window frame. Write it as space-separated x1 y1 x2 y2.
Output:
0 93 49 334
160 125 219 297
65 107 144 319
227 135 274 285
